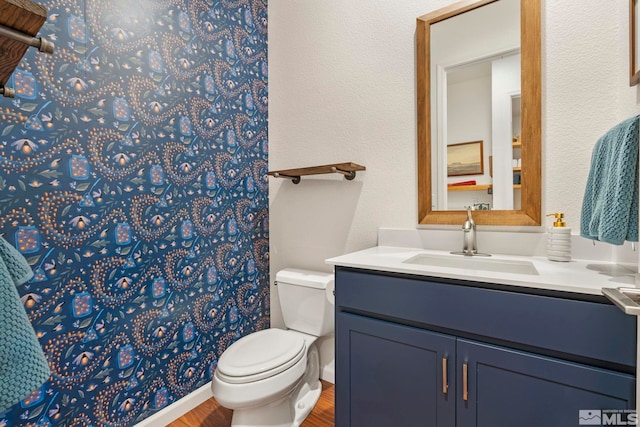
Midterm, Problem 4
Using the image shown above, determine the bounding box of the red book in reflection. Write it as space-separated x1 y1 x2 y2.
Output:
448 180 477 187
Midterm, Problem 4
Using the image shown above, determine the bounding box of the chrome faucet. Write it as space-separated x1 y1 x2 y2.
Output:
461 207 477 256
452 207 490 257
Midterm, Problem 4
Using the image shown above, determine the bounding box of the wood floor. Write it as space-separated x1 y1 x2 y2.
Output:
167 380 334 427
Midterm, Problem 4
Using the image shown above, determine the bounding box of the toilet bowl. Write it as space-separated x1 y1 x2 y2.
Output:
211 268 334 427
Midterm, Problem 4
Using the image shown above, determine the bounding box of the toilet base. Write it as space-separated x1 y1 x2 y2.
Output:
230 345 321 427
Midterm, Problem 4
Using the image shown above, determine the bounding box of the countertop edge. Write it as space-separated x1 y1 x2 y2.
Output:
326 246 638 297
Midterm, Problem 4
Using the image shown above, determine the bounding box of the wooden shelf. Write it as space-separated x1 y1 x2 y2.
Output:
513 184 522 189
513 167 522 172
448 184 492 192
0 0 52 96
512 141 522 148
268 162 366 184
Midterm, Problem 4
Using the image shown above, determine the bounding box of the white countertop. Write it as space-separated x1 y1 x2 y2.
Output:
326 246 639 296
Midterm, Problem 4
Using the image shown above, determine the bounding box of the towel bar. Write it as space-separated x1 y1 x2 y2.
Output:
0 87 15 98
0 23 54 53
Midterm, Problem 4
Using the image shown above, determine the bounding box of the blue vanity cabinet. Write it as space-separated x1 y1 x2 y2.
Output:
335 267 637 427
336 311 456 427
457 339 635 427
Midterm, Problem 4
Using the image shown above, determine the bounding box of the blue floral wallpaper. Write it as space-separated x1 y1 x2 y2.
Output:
0 0 269 425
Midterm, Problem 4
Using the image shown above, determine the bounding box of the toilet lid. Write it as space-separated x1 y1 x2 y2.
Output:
217 329 306 384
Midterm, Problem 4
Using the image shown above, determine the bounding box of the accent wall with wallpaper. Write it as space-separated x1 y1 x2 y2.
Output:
0 0 268 425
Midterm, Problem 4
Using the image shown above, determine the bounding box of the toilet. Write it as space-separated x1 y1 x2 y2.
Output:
211 268 335 427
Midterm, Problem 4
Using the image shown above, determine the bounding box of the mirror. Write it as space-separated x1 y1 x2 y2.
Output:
631 0 640 85
417 0 541 226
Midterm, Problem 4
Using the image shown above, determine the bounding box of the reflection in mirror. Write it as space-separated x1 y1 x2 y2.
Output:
433 0 519 211
417 0 541 226
631 0 640 85
439 52 521 211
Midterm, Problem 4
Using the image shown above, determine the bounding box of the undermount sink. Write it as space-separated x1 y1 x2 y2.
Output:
403 253 539 276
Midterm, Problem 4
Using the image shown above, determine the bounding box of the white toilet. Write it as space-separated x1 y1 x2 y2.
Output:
211 268 335 427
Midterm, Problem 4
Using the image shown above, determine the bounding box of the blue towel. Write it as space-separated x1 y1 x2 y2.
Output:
0 236 50 413
580 115 639 245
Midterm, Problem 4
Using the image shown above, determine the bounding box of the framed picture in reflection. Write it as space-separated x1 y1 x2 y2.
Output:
447 140 484 177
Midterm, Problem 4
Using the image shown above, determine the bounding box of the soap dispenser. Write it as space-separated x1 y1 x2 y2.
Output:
546 213 571 262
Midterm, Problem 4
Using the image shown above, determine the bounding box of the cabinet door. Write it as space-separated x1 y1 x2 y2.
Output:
457 339 636 427
336 312 456 427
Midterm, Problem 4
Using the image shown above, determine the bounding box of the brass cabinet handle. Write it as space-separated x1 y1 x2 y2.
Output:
463 362 468 401
442 356 448 395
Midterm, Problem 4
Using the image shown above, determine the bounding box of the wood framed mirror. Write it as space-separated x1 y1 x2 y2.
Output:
417 0 541 225
631 0 640 86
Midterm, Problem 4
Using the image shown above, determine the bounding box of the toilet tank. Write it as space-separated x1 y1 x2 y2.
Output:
276 268 334 337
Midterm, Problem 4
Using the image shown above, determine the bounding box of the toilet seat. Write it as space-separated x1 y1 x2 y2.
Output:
216 329 306 384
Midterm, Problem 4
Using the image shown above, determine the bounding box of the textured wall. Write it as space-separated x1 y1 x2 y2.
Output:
544 0 637 223
0 0 268 425
268 0 432 383
269 0 450 329
269 0 639 268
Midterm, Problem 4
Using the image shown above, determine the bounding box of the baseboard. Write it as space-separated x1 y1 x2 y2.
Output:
321 365 335 384
134 381 213 427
